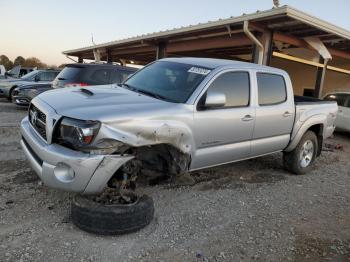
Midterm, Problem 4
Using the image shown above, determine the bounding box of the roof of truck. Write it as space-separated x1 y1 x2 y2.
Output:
161 57 286 73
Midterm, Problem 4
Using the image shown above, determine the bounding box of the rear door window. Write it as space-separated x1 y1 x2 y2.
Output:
257 73 287 105
39 71 58 81
110 71 122 84
90 69 111 84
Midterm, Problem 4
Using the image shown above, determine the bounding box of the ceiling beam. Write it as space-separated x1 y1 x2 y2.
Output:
273 32 350 59
166 34 251 53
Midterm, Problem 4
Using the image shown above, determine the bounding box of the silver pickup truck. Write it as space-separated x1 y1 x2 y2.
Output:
20 58 338 194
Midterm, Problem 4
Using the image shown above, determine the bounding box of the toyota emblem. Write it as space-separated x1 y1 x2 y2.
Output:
31 110 38 126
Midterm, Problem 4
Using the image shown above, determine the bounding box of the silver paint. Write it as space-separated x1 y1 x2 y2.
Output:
20 58 338 194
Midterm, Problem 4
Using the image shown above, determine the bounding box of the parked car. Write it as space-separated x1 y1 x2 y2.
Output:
324 91 350 132
0 65 36 80
52 63 137 89
0 69 60 100
20 58 338 196
12 82 52 106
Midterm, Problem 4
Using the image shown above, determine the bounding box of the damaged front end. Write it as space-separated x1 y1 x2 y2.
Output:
53 117 193 193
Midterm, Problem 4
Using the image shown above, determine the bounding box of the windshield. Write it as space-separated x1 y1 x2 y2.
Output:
21 70 38 80
124 61 211 103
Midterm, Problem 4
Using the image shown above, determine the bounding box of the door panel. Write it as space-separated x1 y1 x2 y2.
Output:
191 107 255 169
337 106 350 131
190 70 255 170
252 73 294 156
336 106 346 130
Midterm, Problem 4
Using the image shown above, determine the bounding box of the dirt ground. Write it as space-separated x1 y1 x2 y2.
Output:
0 97 350 262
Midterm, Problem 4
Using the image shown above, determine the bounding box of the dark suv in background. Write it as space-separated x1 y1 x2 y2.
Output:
11 63 138 106
52 63 137 89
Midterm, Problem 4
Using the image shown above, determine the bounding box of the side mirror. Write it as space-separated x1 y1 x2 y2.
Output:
204 92 226 108
34 75 40 82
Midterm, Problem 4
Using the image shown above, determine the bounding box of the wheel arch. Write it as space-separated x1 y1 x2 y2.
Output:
285 114 326 153
8 85 18 99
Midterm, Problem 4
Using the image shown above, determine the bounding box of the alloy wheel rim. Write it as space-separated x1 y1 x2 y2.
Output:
299 140 314 168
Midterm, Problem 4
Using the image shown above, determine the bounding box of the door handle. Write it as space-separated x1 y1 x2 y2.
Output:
283 111 293 117
241 115 254 121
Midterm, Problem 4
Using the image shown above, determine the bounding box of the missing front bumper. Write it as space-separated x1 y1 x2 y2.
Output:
20 117 134 194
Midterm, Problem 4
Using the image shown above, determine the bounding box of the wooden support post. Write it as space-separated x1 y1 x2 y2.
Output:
119 59 126 66
106 49 113 63
262 30 273 66
314 57 327 98
156 42 167 59
78 56 83 63
249 31 263 64
251 44 260 64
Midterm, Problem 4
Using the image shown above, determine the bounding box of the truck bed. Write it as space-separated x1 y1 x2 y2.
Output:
294 95 335 105
291 96 338 143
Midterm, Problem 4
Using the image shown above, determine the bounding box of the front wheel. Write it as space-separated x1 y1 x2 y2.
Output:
283 131 318 175
8 86 16 101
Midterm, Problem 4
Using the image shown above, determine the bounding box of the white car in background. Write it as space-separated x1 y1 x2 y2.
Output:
324 92 350 132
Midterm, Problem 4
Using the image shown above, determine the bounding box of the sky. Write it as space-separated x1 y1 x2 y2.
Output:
1 0 349 66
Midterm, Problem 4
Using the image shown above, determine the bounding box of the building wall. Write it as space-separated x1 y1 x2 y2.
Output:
270 57 350 96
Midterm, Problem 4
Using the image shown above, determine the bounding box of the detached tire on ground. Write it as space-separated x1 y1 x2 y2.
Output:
71 194 154 235
283 131 318 175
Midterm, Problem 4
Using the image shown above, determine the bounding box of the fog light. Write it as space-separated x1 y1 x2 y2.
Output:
54 162 75 183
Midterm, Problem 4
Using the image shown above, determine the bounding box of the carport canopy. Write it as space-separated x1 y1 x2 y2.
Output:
63 5 350 97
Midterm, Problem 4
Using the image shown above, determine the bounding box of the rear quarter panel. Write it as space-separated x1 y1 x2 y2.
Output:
284 102 338 152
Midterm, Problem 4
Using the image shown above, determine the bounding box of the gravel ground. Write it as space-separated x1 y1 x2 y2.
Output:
0 97 349 262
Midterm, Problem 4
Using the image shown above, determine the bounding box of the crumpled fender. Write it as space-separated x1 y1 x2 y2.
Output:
95 120 195 154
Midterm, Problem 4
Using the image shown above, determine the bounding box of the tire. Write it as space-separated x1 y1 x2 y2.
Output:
8 86 16 101
283 131 318 175
71 194 154 235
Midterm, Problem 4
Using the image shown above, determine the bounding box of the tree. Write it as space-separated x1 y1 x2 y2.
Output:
0 55 14 70
23 57 47 69
13 56 25 66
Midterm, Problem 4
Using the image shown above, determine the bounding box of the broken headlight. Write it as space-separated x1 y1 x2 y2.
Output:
89 139 129 155
58 117 100 149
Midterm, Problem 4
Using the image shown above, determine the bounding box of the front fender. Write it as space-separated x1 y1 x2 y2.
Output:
94 120 195 154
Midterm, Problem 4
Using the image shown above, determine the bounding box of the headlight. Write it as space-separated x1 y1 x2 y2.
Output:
89 139 128 155
57 117 100 149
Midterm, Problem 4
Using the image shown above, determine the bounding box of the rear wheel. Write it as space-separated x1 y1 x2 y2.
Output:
283 131 318 175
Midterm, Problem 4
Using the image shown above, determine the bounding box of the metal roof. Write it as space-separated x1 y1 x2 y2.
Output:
63 5 350 63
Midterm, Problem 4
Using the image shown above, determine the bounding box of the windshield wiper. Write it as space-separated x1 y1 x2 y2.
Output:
135 89 169 101
118 83 136 91
119 83 172 102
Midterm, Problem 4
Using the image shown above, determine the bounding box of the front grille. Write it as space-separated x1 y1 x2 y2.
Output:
29 104 47 140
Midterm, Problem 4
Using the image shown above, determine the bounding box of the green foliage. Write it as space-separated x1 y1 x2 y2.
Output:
13 56 25 66
0 55 50 70
0 55 14 70
22 57 48 68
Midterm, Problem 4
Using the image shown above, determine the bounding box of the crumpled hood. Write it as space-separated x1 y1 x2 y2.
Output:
35 84 172 121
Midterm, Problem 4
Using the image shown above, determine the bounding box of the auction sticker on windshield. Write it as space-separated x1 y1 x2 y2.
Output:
188 67 211 75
